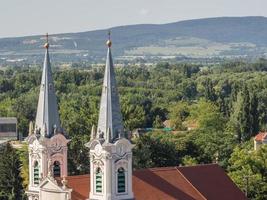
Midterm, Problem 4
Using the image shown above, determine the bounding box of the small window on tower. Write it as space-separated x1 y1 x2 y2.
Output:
95 167 102 193
33 161 39 185
53 161 61 177
117 167 126 193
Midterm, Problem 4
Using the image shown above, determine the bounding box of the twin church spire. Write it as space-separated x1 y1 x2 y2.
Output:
96 32 124 142
35 33 61 137
28 32 133 200
35 31 123 142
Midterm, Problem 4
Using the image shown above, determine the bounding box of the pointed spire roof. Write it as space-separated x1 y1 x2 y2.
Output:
97 32 124 142
35 33 61 138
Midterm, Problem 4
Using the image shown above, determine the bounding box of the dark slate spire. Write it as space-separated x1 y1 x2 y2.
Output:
35 33 61 137
97 32 124 142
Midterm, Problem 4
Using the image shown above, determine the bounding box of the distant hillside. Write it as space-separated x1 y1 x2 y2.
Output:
0 16 267 64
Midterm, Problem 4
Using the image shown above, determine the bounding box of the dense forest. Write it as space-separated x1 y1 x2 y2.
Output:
0 59 267 199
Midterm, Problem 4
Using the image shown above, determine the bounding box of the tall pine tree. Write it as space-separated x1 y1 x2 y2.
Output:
250 91 259 136
228 85 260 142
203 78 217 102
0 143 24 200
240 85 251 141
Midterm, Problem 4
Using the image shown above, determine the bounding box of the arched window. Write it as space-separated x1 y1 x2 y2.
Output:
33 161 39 185
117 167 126 193
53 161 61 177
95 167 102 193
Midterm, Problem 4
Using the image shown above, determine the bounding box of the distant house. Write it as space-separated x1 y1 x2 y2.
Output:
254 131 267 150
0 117 17 140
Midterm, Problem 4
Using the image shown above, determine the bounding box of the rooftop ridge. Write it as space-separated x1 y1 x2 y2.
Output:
175 167 207 200
177 163 219 169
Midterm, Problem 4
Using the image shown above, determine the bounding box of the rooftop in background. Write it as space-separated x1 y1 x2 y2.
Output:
0 117 17 124
64 164 247 200
0 117 17 140
254 131 267 150
254 131 267 141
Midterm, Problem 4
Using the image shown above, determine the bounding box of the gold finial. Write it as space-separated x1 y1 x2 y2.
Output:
44 33 49 49
106 30 112 47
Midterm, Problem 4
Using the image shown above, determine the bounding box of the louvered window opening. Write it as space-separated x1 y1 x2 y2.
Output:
53 161 61 177
118 168 126 193
34 162 39 185
96 168 102 193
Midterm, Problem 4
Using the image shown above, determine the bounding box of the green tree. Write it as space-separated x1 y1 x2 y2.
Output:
228 85 259 142
202 78 217 102
192 130 236 168
190 99 225 131
228 143 267 199
68 135 90 175
132 135 154 169
258 90 267 130
16 145 29 190
169 101 189 130
0 143 24 200
133 133 178 169
227 92 243 142
240 85 251 141
153 115 163 128
250 91 259 136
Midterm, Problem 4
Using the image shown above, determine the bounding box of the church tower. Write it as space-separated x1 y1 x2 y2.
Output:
86 33 134 200
26 34 70 200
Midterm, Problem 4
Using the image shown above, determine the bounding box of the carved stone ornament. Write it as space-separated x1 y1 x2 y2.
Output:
52 138 63 151
28 193 39 200
93 159 104 169
116 143 126 156
31 154 40 162
105 152 112 160
95 144 102 156
32 141 40 153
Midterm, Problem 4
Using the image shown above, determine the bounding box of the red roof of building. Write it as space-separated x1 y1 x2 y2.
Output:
66 164 247 200
255 132 267 141
178 164 246 200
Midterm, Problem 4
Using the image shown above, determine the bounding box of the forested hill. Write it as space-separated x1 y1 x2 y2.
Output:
1 16 267 63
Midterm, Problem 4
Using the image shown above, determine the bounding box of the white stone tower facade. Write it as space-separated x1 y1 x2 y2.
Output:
86 35 134 200
26 34 71 200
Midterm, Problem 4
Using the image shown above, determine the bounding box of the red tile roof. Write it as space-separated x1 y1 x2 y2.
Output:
66 164 247 200
133 167 204 200
178 164 247 200
255 132 267 141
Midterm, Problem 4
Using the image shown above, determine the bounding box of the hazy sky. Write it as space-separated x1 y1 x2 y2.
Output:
0 0 266 38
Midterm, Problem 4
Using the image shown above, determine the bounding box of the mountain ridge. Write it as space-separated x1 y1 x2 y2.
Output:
0 16 267 63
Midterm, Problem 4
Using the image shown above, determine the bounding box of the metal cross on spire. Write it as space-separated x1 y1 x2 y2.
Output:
46 33 49 43
108 30 111 40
